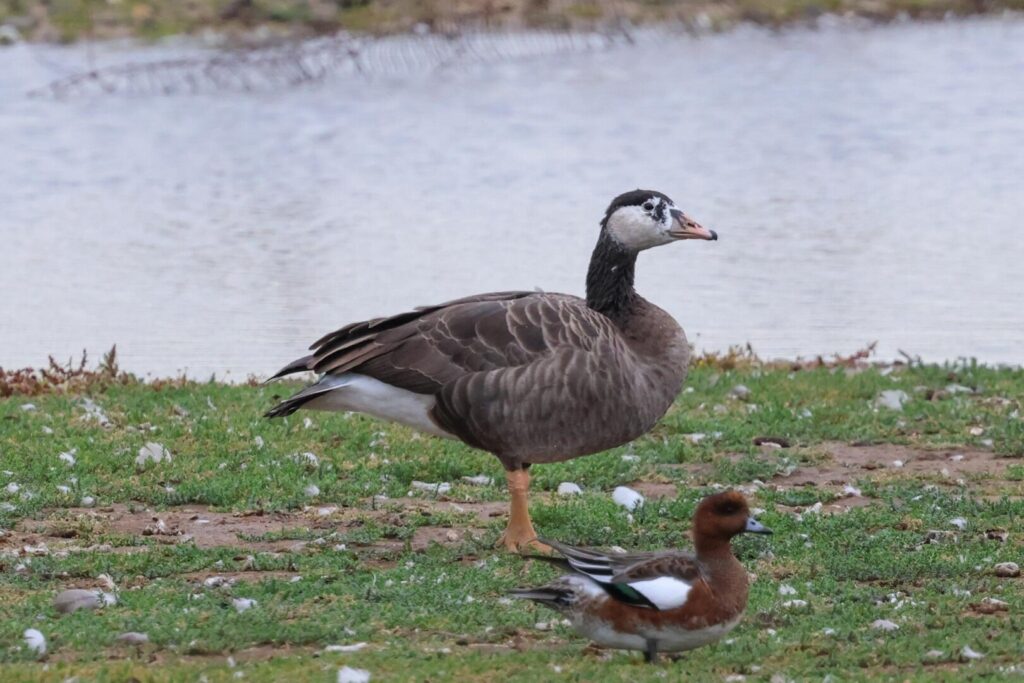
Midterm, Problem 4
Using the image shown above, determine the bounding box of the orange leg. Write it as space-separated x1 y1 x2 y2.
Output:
497 469 552 554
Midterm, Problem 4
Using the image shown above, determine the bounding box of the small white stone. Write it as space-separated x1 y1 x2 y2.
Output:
730 384 751 400
337 667 372 683
5 482 20 494
203 576 236 588
80 495 96 507
411 480 451 495
842 484 862 497
612 486 644 511
968 426 984 436
871 619 899 631
136 442 171 467
20 403 36 412
303 417 314 429
949 454 965 462
778 584 797 596
304 484 320 497
891 460 904 468
56 485 71 494
534 621 550 631
116 632 150 644
54 589 104 613
875 390 909 411
291 452 319 468
461 475 493 486
782 599 808 609
557 482 582 497
949 517 968 531
822 627 837 636
924 649 944 659
23 628 46 657
232 598 257 613
621 454 640 463
58 449 77 466
42 426 54 435
685 433 706 444
961 645 985 660
254 436 265 449
324 642 367 653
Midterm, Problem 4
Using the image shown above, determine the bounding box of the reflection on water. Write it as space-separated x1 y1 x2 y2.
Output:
2 18 1023 377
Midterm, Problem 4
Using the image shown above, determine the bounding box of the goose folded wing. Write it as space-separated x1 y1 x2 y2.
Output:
307 292 622 398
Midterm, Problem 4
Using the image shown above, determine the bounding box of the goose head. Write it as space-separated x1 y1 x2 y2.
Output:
601 189 717 252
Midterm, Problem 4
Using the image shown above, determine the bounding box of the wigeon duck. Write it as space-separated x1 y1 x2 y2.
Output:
510 491 771 663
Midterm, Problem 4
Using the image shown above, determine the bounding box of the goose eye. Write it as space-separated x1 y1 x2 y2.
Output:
642 201 655 212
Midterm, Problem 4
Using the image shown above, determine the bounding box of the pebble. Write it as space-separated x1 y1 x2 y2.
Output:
53 589 114 614
116 632 150 644
304 484 320 497
410 481 451 495
875 390 909 411
949 517 968 531
730 384 751 400
993 562 1020 578
961 645 985 660
58 449 78 466
612 486 644 511
232 598 257 613
291 452 319 468
136 442 171 467
23 628 46 657
557 482 582 496
337 667 372 683
461 474 493 486
324 643 367 653
871 619 899 631
80 495 96 507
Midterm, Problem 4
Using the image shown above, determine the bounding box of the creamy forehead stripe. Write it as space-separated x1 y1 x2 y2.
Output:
626 576 692 610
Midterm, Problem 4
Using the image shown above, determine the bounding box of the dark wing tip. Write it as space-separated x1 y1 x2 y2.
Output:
265 355 315 384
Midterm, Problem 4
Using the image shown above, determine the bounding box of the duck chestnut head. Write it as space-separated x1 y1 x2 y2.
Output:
693 490 772 551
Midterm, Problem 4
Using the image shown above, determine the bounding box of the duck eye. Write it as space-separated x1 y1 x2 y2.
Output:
642 201 654 212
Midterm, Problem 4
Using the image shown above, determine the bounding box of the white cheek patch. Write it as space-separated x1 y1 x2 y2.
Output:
627 576 692 610
607 205 672 250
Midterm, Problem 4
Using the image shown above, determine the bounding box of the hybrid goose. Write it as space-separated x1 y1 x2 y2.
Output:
265 189 717 552
511 491 771 663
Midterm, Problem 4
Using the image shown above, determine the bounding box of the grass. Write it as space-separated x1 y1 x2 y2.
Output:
2 0 1024 43
0 360 1022 681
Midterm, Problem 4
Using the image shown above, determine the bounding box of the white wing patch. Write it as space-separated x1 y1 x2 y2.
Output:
627 576 692 610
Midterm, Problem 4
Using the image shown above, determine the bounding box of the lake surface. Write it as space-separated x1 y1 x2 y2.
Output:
2 18 1023 378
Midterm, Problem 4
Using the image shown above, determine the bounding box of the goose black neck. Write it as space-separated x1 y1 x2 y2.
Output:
586 232 639 322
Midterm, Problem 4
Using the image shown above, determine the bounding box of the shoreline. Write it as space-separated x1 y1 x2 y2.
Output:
1 0 1022 45
2 345 1020 398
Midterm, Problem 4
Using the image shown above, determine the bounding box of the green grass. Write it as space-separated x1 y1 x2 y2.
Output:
1 362 1023 681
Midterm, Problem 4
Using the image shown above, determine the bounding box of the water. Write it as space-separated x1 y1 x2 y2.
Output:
2 18 1023 378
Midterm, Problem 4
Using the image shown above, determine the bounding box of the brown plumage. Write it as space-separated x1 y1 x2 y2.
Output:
265 189 718 551
511 491 772 663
